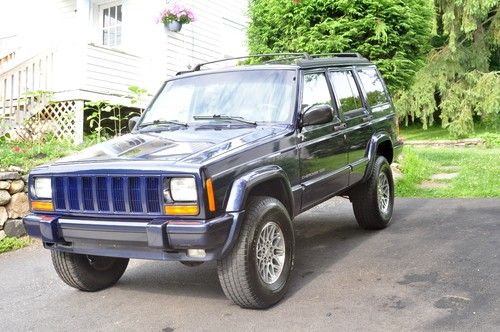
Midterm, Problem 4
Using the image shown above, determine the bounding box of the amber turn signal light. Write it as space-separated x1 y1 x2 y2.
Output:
31 200 54 211
206 178 216 212
164 204 199 215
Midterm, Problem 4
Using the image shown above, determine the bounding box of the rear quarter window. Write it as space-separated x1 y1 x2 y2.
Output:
357 67 389 107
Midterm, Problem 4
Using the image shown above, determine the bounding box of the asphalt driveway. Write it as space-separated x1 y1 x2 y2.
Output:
0 198 498 331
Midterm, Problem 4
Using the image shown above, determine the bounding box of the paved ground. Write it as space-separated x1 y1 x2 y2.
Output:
0 198 498 331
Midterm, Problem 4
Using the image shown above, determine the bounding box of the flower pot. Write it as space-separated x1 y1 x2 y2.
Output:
165 21 182 32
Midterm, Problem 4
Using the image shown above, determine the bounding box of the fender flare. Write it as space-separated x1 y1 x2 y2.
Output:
220 165 294 257
362 132 393 182
225 165 294 216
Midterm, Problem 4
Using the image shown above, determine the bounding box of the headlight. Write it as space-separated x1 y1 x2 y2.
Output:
169 177 197 202
33 177 52 199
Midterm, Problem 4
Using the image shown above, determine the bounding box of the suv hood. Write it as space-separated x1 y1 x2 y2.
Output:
54 125 289 166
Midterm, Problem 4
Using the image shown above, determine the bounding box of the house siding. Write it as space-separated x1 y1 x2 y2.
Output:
1 0 249 100
83 44 142 96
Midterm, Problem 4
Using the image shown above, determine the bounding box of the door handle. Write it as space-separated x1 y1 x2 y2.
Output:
362 115 373 122
333 123 347 131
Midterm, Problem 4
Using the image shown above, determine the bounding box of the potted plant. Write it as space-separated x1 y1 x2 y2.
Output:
157 3 195 32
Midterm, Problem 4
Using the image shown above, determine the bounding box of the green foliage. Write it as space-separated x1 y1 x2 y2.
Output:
400 124 500 146
85 100 112 142
128 85 149 105
397 0 499 138
85 100 129 141
248 0 434 91
20 90 54 104
0 136 91 169
480 132 500 148
0 237 31 254
396 146 500 197
127 85 150 115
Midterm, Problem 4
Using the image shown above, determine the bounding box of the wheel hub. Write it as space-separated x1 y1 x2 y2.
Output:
256 222 286 284
377 172 390 214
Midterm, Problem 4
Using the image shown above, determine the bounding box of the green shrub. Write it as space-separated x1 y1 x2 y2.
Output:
248 0 434 91
0 237 31 254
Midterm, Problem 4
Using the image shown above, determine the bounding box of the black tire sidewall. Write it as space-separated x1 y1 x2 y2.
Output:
376 158 394 223
246 199 295 304
51 251 129 291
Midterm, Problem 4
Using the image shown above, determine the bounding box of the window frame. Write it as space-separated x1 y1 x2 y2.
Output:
92 0 123 48
298 69 338 129
327 67 367 119
300 70 335 112
355 65 391 112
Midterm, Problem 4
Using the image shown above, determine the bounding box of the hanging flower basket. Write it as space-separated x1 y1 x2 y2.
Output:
157 3 195 33
165 21 183 32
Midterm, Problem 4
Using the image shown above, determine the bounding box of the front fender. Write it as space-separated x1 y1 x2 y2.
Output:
225 165 293 214
220 165 294 257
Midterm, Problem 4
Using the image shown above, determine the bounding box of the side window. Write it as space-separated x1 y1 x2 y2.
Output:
357 67 389 107
329 71 363 113
302 73 332 112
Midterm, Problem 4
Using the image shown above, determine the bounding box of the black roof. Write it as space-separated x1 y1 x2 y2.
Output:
177 53 373 76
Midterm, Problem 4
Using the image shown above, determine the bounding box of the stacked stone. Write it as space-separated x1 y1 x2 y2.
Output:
0 169 29 241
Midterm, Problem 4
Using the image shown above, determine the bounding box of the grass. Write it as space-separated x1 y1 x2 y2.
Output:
0 138 93 169
396 146 500 198
400 124 500 147
0 236 31 254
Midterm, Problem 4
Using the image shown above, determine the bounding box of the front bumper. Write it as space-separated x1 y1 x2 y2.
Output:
23 212 243 261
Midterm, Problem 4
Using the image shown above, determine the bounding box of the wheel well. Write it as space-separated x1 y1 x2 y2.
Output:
376 140 393 164
247 178 293 217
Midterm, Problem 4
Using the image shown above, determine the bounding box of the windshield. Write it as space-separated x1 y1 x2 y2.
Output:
141 69 297 126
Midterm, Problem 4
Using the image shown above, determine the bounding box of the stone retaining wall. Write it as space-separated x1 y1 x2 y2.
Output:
404 138 485 147
0 169 29 240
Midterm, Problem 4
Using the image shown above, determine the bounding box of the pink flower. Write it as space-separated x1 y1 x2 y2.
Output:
157 3 195 25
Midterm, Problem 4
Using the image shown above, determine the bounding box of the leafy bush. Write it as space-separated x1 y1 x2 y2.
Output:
0 136 92 169
0 237 31 254
396 0 499 138
248 0 434 91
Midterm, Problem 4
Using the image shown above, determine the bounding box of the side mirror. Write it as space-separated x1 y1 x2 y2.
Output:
128 116 141 132
302 104 333 126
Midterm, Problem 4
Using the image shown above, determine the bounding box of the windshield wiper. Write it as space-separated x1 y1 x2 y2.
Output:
139 119 188 129
193 114 257 126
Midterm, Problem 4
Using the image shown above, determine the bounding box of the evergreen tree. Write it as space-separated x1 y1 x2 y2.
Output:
396 0 499 137
248 0 434 91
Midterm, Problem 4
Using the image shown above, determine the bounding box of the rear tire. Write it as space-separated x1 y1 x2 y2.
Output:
217 196 295 309
350 156 394 230
51 251 129 291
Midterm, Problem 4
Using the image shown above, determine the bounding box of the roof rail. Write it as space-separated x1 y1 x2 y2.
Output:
310 52 365 59
175 52 367 76
190 53 312 72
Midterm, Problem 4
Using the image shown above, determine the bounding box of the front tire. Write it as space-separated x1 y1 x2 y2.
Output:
51 251 129 291
350 156 394 230
217 196 295 309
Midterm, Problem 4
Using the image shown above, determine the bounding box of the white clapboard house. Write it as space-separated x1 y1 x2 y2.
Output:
0 0 248 143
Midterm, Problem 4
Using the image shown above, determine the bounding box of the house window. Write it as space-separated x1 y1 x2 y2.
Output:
100 2 122 47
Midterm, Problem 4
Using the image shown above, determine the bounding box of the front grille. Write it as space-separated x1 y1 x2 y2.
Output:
53 175 162 215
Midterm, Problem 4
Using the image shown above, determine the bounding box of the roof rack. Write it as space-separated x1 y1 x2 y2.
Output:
175 52 366 75
310 52 364 59
191 53 311 71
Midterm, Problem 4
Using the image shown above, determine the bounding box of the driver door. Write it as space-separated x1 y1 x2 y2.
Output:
298 72 349 211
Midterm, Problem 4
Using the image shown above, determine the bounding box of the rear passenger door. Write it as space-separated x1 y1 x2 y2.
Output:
328 68 373 185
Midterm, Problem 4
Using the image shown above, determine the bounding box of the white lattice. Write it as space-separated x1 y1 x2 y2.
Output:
13 100 84 143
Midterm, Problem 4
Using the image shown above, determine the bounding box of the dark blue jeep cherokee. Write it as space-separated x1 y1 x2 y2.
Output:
24 53 402 309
